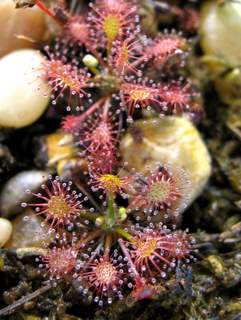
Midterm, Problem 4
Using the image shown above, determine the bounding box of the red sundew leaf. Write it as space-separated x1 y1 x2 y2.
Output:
21 176 86 230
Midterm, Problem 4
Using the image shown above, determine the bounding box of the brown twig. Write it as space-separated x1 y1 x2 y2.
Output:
0 283 52 317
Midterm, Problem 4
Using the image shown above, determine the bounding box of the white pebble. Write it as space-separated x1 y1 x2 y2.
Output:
0 217 12 247
0 49 51 128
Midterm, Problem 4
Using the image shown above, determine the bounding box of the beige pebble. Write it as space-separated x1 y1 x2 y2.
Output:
0 49 51 128
0 217 13 247
200 1 241 66
0 0 47 58
120 117 212 209
5 210 53 248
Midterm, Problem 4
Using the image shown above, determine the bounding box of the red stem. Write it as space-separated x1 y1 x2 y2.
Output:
104 234 112 257
118 239 140 278
35 0 56 19
102 97 111 120
77 96 108 123
76 230 102 250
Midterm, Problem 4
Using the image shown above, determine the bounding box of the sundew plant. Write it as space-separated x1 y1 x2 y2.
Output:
18 0 201 307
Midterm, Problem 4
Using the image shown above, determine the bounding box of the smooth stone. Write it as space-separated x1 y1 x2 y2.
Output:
5 209 53 248
35 132 77 168
0 170 48 218
200 1 241 67
0 0 47 58
0 49 51 128
47 132 79 167
214 68 241 108
120 117 211 207
0 218 13 247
